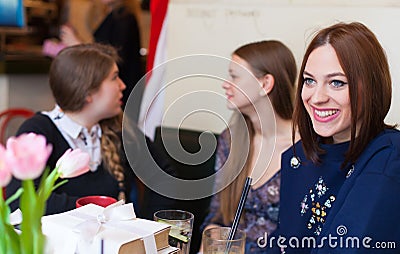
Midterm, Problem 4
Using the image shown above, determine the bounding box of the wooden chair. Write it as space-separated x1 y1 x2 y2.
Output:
0 108 35 144
1 107 35 199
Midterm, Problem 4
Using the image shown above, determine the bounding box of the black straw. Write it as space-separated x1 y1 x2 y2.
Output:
225 176 252 253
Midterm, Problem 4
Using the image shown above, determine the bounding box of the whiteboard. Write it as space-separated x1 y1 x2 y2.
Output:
162 0 400 132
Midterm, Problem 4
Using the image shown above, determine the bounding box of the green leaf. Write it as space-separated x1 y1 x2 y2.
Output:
52 179 68 191
4 223 21 254
0 191 8 222
19 173 54 254
5 188 24 206
37 167 50 192
0 207 8 254
38 167 60 202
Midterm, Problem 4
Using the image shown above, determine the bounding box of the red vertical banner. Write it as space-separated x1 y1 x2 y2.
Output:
139 0 169 140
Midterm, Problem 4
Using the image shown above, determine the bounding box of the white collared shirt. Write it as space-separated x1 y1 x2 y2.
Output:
43 105 102 172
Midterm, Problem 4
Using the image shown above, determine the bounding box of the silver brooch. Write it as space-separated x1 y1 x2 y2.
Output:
290 156 301 169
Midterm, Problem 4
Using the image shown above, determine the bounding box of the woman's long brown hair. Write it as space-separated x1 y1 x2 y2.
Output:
215 40 297 225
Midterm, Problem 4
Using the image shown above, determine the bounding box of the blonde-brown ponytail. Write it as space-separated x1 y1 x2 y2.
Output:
100 112 126 200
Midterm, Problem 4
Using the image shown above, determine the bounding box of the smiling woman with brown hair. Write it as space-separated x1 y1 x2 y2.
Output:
271 22 400 254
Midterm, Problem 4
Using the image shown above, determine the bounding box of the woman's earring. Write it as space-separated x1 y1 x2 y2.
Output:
259 89 266 97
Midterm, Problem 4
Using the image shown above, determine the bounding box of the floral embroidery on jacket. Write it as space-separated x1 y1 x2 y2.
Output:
315 176 328 197
300 195 308 214
300 176 336 235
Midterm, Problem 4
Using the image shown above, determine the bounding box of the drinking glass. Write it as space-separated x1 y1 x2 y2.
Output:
202 227 246 254
154 210 194 254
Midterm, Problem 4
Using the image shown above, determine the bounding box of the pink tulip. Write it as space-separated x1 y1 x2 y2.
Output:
56 148 90 178
0 144 12 187
6 133 52 180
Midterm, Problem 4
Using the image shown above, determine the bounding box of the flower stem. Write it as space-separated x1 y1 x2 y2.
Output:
20 180 45 254
0 188 21 254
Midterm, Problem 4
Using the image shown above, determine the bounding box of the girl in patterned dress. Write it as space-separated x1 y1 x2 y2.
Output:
200 40 298 253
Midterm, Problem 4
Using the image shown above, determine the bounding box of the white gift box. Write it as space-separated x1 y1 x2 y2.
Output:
42 201 172 254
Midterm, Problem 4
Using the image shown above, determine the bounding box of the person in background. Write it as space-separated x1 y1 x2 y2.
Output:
61 0 144 117
271 22 400 254
60 0 106 44
6 43 143 215
42 0 106 58
200 40 298 253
